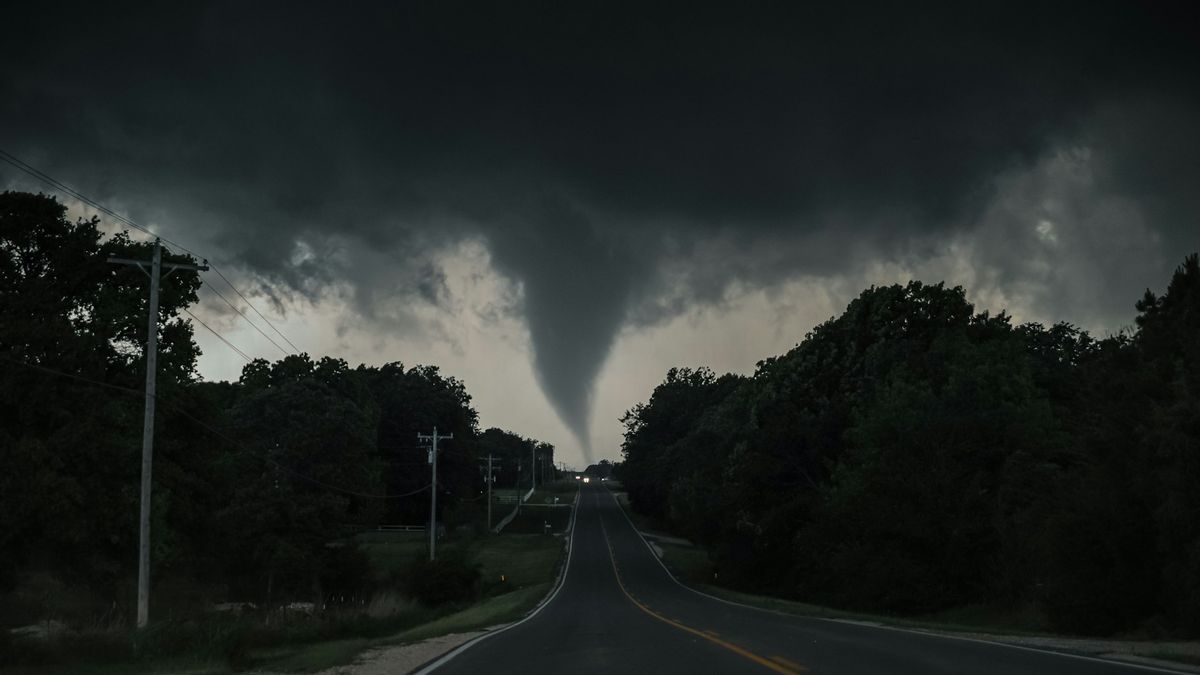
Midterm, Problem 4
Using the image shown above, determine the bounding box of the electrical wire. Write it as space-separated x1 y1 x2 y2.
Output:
1 148 303 355
0 153 476 497
0 149 203 259
1 153 508 487
168 403 432 500
163 398 433 500
0 353 143 397
181 308 253 362
200 280 292 356
209 265 301 353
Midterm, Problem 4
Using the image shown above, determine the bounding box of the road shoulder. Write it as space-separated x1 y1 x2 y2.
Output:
327 488 580 674
608 487 1200 674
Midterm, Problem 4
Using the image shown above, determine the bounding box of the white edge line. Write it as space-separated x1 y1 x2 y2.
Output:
603 488 1194 675
412 487 581 675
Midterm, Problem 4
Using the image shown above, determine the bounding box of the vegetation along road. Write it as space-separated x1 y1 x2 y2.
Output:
419 484 1190 675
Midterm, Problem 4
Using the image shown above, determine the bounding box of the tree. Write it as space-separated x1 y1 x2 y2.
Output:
216 356 381 603
361 362 479 525
1134 254 1200 633
0 191 201 604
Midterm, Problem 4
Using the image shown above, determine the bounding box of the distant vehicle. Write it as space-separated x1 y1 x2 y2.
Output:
583 477 591 483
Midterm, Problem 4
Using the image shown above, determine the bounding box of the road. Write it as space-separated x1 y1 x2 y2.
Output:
420 484 1185 675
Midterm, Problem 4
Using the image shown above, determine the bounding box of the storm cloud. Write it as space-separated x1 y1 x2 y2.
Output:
2 1 1198 460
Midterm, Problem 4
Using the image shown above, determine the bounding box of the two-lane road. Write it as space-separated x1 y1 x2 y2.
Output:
421 485 1185 674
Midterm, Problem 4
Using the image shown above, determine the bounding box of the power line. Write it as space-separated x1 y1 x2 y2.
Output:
182 308 253 362
1 148 303 355
210 266 301 353
167 403 430 500
0 149 202 259
200 280 292 356
0 353 143 397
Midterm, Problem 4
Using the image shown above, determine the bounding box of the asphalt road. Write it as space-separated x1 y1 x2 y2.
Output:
420 484 1185 675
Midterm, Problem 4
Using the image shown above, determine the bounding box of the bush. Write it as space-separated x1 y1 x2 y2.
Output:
396 554 481 607
1036 475 1158 635
320 544 374 607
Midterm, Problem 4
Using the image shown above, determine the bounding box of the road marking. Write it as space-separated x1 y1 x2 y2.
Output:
772 655 804 670
411 487 582 674
599 515 806 675
604 488 1194 675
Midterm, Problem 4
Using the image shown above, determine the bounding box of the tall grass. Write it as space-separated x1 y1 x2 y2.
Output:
0 595 452 671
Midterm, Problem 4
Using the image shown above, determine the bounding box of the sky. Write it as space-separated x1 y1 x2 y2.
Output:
2 2 1198 468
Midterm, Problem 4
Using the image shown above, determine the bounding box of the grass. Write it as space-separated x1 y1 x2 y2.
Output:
607 488 1060 639
499 507 573 535
656 542 715 586
471 535 564 589
2 586 552 675
245 533 566 673
3 517 573 675
252 638 370 672
355 531 430 580
381 583 551 645
611 491 668 536
1145 652 1200 666
353 527 565 591
0 659 228 675
242 531 566 672
250 510 570 671
538 480 582 494
525 490 572 505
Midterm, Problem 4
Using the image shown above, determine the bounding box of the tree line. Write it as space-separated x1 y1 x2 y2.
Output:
619 252 1200 637
0 191 555 621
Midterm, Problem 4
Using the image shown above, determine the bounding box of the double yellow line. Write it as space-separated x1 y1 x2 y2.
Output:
597 512 806 675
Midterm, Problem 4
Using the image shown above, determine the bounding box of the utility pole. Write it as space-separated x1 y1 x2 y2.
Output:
480 454 500 531
418 427 452 561
108 239 207 629
531 444 537 494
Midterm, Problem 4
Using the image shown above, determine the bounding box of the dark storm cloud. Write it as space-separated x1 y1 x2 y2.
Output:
3 1 1198 456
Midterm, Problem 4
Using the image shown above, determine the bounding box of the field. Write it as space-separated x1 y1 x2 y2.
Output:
1 502 575 674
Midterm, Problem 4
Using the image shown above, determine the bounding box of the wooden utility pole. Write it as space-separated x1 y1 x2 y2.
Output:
108 239 207 628
482 454 501 531
418 427 452 561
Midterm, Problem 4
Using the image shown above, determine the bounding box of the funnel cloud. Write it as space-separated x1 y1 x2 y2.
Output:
2 3 1198 462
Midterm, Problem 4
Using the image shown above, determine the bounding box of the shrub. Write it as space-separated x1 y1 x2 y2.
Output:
320 544 374 607
396 554 481 607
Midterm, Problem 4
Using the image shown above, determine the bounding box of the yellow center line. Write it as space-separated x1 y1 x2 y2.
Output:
772 655 804 671
599 516 806 675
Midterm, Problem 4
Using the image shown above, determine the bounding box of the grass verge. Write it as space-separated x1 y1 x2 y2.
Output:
381 583 551 646
237 535 565 673
608 488 1200 669
247 531 567 672
244 583 556 673
3 522 571 674
610 488 1060 637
